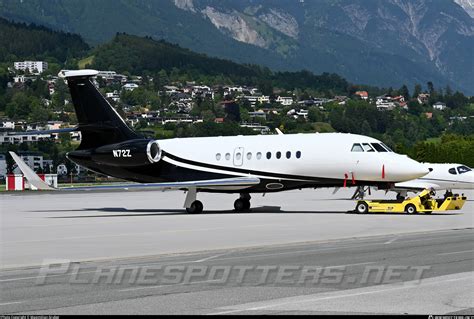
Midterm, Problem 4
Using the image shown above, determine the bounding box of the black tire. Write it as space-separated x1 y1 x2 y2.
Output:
405 204 417 214
243 200 251 210
356 201 369 214
234 199 249 212
186 200 203 214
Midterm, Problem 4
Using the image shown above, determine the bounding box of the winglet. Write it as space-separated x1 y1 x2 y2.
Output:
9 152 55 190
275 128 284 135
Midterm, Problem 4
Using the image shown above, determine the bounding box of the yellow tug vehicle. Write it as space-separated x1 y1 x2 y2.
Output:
354 188 467 214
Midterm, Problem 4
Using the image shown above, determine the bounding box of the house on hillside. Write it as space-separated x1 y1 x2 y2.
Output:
276 96 294 106
355 91 368 100
417 93 430 104
123 83 139 91
433 101 447 110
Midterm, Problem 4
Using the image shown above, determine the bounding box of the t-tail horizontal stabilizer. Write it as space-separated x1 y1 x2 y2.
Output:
9 152 55 190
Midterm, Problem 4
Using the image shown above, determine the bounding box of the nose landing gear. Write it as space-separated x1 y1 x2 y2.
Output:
184 187 204 214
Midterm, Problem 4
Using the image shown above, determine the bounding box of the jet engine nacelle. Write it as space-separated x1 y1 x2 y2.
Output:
91 139 162 167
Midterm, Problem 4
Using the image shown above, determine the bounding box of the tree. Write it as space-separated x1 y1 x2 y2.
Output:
412 84 422 98
399 85 409 100
427 81 435 94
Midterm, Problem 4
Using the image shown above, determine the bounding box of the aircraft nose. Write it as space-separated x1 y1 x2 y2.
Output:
388 157 429 181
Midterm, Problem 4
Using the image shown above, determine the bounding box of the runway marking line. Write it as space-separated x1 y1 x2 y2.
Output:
208 274 474 315
193 253 230 263
437 249 474 256
384 236 399 244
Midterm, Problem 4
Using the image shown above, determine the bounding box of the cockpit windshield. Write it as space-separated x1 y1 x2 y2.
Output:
362 143 375 152
371 143 388 152
351 143 364 152
352 142 391 153
457 165 472 174
381 143 393 152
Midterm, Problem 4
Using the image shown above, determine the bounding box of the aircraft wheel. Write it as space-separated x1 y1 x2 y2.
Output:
356 201 369 214
244 200 251 210
234 198 250 212
186 200 203 214
405 204 417 214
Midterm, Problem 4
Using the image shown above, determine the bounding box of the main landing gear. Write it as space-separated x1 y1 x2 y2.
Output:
184 189 251 214
234 193 251 212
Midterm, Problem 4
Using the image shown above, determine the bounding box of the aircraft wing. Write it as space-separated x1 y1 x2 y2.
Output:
9 151 260 192
394 180 440 191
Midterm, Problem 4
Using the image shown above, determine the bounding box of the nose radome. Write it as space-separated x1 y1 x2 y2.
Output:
402 159 430 180
388 157 429 181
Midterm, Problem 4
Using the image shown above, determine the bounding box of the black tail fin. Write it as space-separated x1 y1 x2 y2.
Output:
61 70 140 149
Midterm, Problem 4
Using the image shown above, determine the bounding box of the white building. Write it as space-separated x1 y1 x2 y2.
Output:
0 132 52 144
10 153 44 173
376 95 396 110
0 154 7 178
276 96 294 106
1 120 15 130
14 61 48 74
433 101 447 110
123 83 139 91
106 91 120 102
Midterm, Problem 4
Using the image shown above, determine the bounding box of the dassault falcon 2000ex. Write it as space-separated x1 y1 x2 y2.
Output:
11 69 429 213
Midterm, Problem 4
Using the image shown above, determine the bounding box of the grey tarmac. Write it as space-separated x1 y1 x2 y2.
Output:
1 188 473 315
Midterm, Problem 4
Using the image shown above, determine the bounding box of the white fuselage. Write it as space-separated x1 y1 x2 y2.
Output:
158 133 428 186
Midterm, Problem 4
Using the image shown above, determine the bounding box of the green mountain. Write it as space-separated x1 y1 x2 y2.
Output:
0 17 89 63
90 33 350 94
0 0 472 93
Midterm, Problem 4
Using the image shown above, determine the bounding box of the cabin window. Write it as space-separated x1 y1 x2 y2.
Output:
362 143 375 152
286 151 291 159
216 153 221 161
266 152 272 159
225 153 231 160
296 151 301 159
371 143 388 152
235 152 242 161
256 152 262 160
448 168 457 175
457 165 472 174
276 151 281 159
247 152 252 160
351 143 364 152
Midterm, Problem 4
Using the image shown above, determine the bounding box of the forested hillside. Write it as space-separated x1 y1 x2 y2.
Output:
0 17 89 63
90 34 351 95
